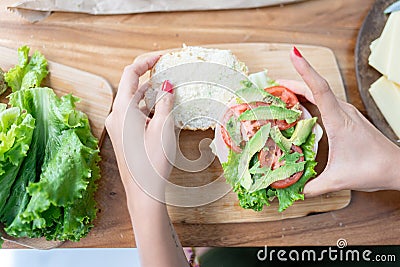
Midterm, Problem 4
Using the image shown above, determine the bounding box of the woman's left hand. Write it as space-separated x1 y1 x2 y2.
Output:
106 55 176 201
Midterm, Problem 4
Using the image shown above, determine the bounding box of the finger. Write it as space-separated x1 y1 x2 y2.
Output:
146 81 176 173
114 55 161 108
276 79 316 104
131 80 151 106
289 47 341 119
140 105 151 116
148 80 174 131
302 171 341 198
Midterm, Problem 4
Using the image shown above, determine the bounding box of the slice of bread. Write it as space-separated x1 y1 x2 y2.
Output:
144 45 248 130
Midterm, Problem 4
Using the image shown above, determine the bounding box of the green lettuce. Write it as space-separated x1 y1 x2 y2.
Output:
222 150 241 186
4 46 48 92
234 183 270 212
0 105 35 218
272 133 317 212
4 88 100 241
223 132 317 212
0 45 99 245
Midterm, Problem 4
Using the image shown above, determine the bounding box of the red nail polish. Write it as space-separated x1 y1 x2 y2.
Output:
161 80 173 94
293 46 302 58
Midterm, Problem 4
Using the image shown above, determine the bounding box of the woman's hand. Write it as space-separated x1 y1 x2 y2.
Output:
105 55 188 267
106 55 176 201
277 47 400 197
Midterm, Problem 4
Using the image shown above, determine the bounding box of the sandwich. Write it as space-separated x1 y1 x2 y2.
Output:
212 71 322 212
145 46 322 212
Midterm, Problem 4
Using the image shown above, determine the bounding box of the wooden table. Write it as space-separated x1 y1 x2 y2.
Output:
1 0 399 248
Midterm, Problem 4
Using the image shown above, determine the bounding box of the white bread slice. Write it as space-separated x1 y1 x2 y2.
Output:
144 46 248 130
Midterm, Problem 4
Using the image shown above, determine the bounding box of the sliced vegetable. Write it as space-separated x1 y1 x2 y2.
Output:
221 102 270 152
290 117 317 146
270 145 304 189
238 105 301 124
270 126 291 153
238 124 271 190
265 86 299 109
268 133 317 211
225 117 242 148
219 72 320 212
236 84 286 108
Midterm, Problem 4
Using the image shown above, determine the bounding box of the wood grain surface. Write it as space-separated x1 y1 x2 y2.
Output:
137 43 351 224
1 0 400 248
355 0 399 144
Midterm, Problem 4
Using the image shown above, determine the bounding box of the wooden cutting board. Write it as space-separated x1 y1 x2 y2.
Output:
0 45 114 248
138 43 350 224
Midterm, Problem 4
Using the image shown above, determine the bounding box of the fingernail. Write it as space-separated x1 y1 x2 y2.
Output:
161 80 173 94
293 46 302 58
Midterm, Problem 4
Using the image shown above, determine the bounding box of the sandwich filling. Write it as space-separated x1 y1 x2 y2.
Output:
211 71 322 212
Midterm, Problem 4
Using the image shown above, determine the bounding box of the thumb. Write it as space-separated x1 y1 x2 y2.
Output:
289 47 342 125
302 170 341 198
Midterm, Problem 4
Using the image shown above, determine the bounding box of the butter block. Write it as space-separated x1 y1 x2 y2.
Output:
369 11 400 85
369 76 400 139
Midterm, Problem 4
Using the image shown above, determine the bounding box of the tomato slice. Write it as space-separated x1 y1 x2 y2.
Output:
221 102 271 152
265 86 299 108
265 86 299 130
258 142 304 189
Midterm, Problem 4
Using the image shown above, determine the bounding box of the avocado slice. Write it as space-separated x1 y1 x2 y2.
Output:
225 117 242 147
238 105 301 124
270 117 317 153
238 123 271 190
248 161 306 193
270 126 291 153
235 86 286 107
290 117 317 146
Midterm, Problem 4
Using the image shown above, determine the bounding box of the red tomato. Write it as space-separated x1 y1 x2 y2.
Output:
258 142 304 189
265 86 299 108
221 102 271 152
265 86 299 130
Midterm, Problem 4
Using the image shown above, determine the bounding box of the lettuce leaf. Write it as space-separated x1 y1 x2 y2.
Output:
227 132 317 212
222 150 241 186
0 106 35 218
4 88 100 241
273 133 317 212
234 183 270 211
4 46 48 92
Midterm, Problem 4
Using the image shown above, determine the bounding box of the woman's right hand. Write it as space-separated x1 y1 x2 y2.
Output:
277 47 400 197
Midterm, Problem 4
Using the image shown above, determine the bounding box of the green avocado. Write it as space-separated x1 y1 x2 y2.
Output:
270 126 291 153
235 86 286 107
290 117 317 146
238 123 271 190
238 106 301 123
